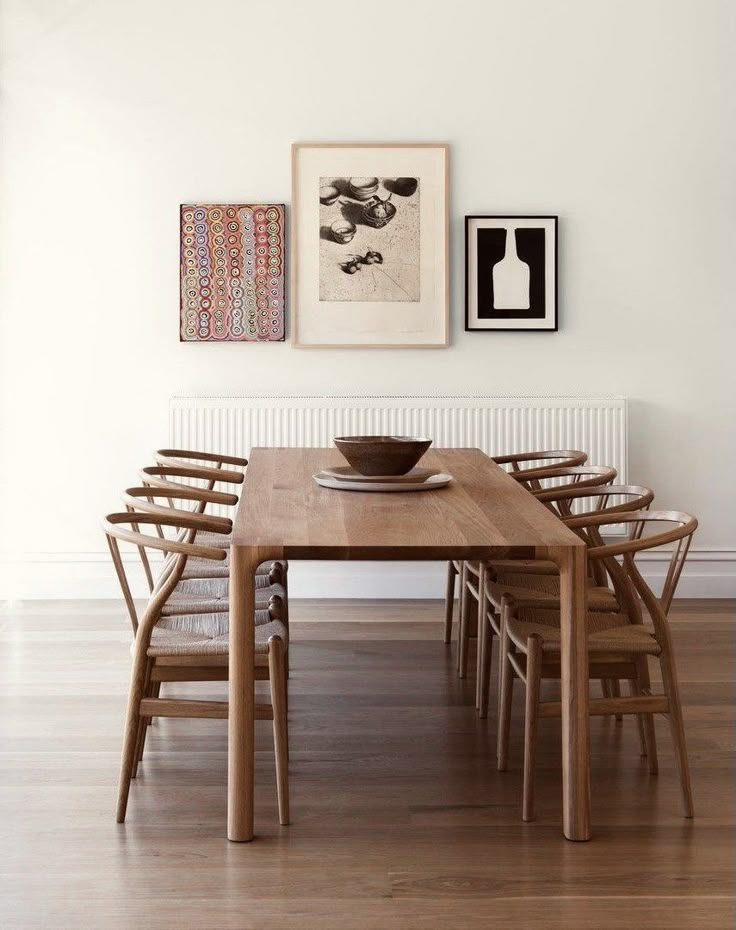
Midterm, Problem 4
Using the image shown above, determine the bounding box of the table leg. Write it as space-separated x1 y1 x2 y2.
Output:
558 544 591 841
228 545 256 842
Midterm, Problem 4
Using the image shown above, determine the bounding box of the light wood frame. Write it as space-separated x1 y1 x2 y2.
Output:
291 142 450 348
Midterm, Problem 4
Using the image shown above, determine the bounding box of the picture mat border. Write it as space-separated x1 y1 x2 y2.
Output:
464 214 558 332
291 143 449 349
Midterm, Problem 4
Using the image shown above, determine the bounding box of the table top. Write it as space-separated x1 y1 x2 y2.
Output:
232 448 584 560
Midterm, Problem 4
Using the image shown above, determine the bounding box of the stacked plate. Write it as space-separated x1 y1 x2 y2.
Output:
313 465 452 493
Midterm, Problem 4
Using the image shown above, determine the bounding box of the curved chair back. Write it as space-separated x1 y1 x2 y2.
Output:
493 449 588 478
123 485 236 523
155 448 248 470
565 510 698 633
103 511 228 636
140 463 244 492
521 465 618 497
539 483 654 520
123 485 235 594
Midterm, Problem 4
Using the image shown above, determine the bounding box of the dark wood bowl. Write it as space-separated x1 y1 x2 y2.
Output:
333 436 432 476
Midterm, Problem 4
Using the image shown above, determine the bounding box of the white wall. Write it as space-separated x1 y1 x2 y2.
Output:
1 0 734 598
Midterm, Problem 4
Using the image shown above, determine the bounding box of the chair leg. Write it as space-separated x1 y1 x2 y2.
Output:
628 678 649 757
478 616 494 720
268 636 290 826
116 657 148 823
522 634 543 822
496 608 514 772
659 649 694 818
637 657 659 775
475 565 486 710
609 679 623 721
443 561 456 644
457 563 471 679
132 662 153 778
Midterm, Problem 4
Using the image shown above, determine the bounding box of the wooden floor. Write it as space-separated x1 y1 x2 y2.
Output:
0 599 733 929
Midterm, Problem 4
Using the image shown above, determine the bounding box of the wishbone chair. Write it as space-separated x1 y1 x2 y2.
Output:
475 485 655 720
443 449 589 646
137 463 285 585
455 464 618 677
122 486 285 631
495 510 697 823
103 510 289 826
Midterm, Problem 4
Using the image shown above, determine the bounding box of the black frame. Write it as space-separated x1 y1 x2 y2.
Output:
464 214 558 332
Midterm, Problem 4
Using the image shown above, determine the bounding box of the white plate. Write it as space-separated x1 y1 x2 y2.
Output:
320 465 436 483
313 472 452 493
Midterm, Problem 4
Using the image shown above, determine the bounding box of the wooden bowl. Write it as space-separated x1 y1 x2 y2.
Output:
333 436 432 476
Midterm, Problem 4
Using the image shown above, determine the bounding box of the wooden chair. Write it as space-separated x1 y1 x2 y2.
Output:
496 510 697 822
103 510 289 826
443 449 589 646
475 485 655 718
121 485 285 631
137 462 288 599
455 465 618 678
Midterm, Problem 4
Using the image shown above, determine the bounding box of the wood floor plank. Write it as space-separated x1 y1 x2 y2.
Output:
0 598 733 929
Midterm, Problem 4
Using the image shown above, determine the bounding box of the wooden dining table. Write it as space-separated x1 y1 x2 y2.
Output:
227 447 591 842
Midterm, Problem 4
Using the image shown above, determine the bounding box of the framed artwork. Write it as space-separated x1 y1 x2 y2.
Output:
465 215 558 332
180 204 285 342
291 143 448 348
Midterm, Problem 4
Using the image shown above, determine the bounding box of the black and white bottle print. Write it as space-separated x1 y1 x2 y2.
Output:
477 225 546 319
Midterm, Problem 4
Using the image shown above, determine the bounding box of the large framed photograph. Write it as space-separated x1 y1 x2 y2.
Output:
292 143 448 348
465 215 557 332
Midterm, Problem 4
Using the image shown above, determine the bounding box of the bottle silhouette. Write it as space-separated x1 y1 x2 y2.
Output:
492 227 530 310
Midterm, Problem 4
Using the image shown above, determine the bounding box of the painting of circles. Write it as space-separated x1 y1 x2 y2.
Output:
180 204 285 342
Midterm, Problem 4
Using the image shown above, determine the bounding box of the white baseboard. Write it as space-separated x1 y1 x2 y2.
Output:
1 550 735 601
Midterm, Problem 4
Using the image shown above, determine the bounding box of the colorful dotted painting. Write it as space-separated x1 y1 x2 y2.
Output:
180 204 285 342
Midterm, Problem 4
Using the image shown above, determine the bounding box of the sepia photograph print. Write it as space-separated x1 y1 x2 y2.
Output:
292 144 448 348
319 176 420 302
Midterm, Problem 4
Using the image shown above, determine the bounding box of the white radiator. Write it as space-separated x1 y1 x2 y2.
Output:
170 395 627 477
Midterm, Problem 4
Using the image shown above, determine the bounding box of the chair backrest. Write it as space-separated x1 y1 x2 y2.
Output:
123 484 235 594
538 483 654 520
102 511 228 635
155 448 248 469
140 463 244 492
565 510 698 639
123 485 237 522
493 449 588 476
520 464 618 497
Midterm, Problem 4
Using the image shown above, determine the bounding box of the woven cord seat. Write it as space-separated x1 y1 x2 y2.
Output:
506 610 660 655
181 555 277 576
147 616 288 657
155 604 277 638
169 575 282 602
485 577 618 614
